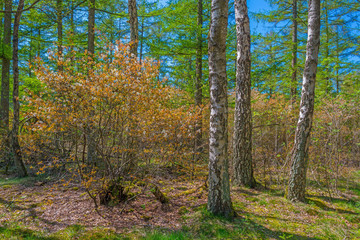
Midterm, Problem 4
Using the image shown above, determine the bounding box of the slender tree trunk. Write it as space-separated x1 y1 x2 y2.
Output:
57 0 63 71
128 0 138 57
124 0 139 172
118 18 122 40
269 38 274 97
335 25 339 93
70 0 75 70
87 0 97 165
291 0 298 102
207 0 234 218
287 0 321 202
12 0 28 177
37 28 41 57
139 14 144 64
324 0 330 94
87 0 95 55
29 31 32 77
0 1 3 39
70 0 75 37
1 0 12 133
194 0 203 160
110 18 114 63
233 0 256 188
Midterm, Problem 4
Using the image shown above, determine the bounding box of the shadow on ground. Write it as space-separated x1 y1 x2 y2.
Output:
0 197 68 228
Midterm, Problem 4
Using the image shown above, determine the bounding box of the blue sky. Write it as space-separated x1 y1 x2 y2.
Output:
248 0 270 14
247 0 272 34
248 0 270 11
158 0 273 33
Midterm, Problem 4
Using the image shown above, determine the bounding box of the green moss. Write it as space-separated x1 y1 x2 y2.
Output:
307 198 329 210
305 208 319 216
233 201 246 210
178 206 190 215
246 196 259 202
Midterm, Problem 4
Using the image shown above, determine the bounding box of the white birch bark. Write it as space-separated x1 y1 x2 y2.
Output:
232 0 256 188
287 0 321 202
207 0 234 218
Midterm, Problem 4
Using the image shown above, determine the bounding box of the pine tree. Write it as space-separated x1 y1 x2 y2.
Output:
128 0 138 57
0 0 11 133
12 0 28 177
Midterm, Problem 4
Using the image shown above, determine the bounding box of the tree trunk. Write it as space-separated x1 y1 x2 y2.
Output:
57 0 63 71
207 0 234 218
335 25 339 94
128 0 138 57
194 0 203 160
139 14 144 64
324 0 330 94
70 0 75 70
87 0 97 166
37 28 41 57
118 18 122 40
87 0 95 55
0 1 2 38
1 0 12 133
12 0 28 177
29 31 32 77
233 0 256 188
287 0 321 202
291 0 298 102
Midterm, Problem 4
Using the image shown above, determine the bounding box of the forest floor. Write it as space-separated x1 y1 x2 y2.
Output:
0 168 359 240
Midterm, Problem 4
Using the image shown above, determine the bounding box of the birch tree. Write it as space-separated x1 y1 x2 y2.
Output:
287 0 321 202
232 0 256 188
207 0 234 218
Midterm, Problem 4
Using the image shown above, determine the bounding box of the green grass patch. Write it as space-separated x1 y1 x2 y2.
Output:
0 224 129 240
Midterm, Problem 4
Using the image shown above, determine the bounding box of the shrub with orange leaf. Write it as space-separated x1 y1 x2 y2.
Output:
22 43 201 202
236 90 360 190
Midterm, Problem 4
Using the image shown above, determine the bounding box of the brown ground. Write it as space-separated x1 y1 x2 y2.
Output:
0 176 207 233
0 170 359 239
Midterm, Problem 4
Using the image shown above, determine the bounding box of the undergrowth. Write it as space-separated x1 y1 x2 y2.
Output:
0 171 359 239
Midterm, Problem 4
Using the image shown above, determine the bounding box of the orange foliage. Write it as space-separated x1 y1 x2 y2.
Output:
22 43 201 189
